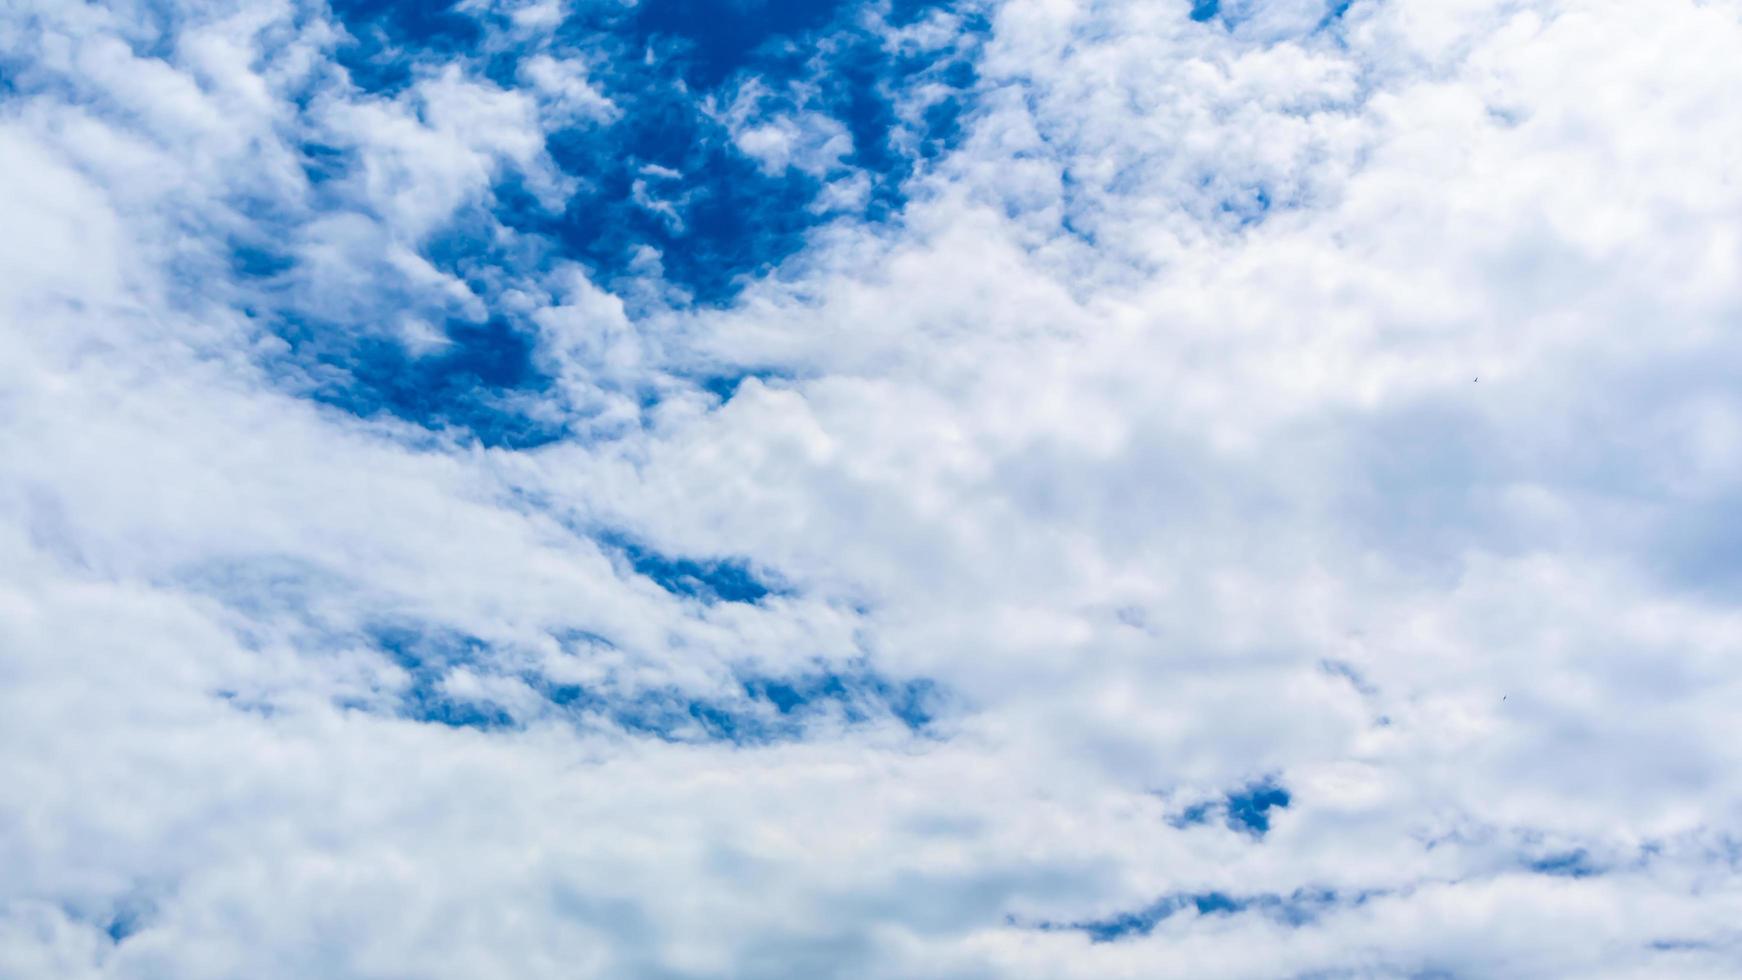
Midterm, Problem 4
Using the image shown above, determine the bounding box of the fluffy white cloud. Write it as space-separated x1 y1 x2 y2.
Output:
4 0 1742 976
714 77 857 178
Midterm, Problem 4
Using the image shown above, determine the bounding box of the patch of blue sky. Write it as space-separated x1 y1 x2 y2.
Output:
295 139 352 189
1527 849 1602 879
627 0 851 89
328 0 485 95
403 693 520 731
1226 778 1292 835
561 667 938 743
104 913 141 944
742 670 939 731
370 623 485 670
240 0 989 444
528 113 829 306
1048 887 1365 942
1171 777 1293 837
522 74 968 303
228 238 300 280
264 312 566 449
324 0 983 303
606 536 782 604
58 890 158 948
434 666 938 741
364 622 942 740
1190 0 1356 35
189 155 575 449
362 623 521 730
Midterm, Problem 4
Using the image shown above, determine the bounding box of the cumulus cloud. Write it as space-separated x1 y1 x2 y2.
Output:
3 0 1742 976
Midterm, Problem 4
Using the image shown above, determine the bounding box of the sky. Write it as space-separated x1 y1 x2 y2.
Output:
3 0 1742 976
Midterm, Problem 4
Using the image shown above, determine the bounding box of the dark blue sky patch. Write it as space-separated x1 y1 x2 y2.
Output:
354 0 979 305
421 188 563 293
630 0 850 89
1225 779 1292 837
105 911 143 944
328 0 485 95
352 618 946 740
270 313 566 449
402 695 519 731
61 890 159 947
1170 800 1214 828
225 179 572 447
530 110 828 305
523 682 749 741
825 44 901 174
531 663 942 744
370 623 489 675
1323 0 1357 24
365 624 522 730
102 893 157 945
1528 850 1601 879
230 242 297 280
744 670 939 731
915 92 969 162
1056 892 1243 942
277 0 992 440
1046 886 1368 942
297 140 352 187
803 10 986 219
328 0 483 49
1187 891 1241 916
606 536 780 604
1206 0 1356 34
1169 778 1293 835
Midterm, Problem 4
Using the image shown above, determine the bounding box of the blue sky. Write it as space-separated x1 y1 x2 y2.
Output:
5 0 1742 975
233 0 985 448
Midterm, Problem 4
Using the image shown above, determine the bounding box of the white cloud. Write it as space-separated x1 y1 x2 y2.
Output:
318 64 567 237
714 78 856 179
519 52 620 126
4 0 1742 975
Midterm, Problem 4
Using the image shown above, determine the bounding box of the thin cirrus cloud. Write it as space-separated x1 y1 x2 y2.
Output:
2 0 1742 976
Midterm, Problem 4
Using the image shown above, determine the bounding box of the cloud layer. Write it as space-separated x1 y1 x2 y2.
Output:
4 0 1742 975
